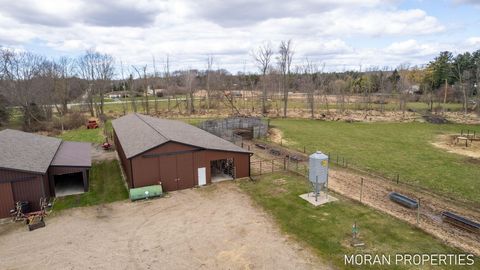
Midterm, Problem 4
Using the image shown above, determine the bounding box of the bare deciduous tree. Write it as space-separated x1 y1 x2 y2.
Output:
253 42 273 114
132 65 149 114
184 69 197 114
77 49 115 117
206 55 214 110
277 40 294 118
0 50 46 129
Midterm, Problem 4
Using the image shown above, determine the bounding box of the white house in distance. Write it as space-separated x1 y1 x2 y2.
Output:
107 91 130 99
147 86 165 97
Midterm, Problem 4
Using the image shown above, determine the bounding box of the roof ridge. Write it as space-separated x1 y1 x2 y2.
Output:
134 113 170 141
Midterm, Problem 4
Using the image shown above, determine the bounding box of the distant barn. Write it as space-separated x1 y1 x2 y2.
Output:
112 114 252 191
0 130 91 218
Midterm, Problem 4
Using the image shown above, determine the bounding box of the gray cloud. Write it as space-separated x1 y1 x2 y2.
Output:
81 0 158 27
0 0 159 27
454 0 480 5
192 0 398 27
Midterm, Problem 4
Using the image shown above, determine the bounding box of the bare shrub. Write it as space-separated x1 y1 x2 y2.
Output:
53 112 87 130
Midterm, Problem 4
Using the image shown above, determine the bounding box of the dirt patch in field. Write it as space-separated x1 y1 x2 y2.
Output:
269 128 286 144
91 144 117 161
431 134 480 159
0 182 325 270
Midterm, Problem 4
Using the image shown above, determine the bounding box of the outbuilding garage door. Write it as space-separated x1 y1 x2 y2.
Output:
0 182 14 218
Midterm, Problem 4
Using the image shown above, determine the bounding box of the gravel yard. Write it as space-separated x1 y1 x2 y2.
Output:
0 182 324 270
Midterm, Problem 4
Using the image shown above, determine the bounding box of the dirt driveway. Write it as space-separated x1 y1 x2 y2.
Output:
0 182 324 270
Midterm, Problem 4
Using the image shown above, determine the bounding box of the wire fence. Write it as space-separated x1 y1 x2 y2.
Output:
246 145 480 242
248 138 479 211
250 157 308 177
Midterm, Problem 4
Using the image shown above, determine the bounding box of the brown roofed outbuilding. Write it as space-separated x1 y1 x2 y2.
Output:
0 130 91 218
113 114 252 191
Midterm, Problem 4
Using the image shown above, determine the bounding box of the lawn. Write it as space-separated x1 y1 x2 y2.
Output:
270 119 480 204
53 160 129 211
57 126 104 143
239 172 472 270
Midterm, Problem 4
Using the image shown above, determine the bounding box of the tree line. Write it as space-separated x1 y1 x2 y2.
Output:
0 42 479 130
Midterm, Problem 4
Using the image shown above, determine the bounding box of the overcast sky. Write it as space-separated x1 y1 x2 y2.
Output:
0 0 479 73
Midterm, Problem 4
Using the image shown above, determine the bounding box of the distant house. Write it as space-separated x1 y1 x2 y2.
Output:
107 91 130 99
404 85 421 95
147 87 165 97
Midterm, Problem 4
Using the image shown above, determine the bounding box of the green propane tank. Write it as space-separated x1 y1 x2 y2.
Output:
129 185 163 201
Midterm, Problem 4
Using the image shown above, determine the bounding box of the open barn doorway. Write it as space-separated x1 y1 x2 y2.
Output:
54 172 85 197
210 158 234 182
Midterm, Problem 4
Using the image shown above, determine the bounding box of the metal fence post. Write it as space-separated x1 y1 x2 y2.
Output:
260 161 262 175
272 160 274 173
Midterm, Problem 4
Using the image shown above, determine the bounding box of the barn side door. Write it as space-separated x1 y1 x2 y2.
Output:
0 182 14 218
159 155 177 191
176 153 195 190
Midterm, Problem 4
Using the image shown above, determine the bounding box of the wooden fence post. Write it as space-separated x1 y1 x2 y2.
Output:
417 198 421 225
260 161 262 175
272 160 274 173
360 177 364 203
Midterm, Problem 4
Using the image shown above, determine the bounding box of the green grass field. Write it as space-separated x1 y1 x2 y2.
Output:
271 119 480 204
56 126 104 143
239 172 469 270
53 160 129 211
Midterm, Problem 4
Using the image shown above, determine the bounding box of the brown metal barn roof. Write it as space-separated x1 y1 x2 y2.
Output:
51 141 92 167
0 129 62 174
112 113 251 159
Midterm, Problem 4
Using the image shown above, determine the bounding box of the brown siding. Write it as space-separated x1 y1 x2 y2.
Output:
0 168 47 218
42 174 50 198
49 166 87 175
0 182 14 218
11 178 45 212
131 142 199 190
176 152 195 189
129 141 250 191
114 131 133 188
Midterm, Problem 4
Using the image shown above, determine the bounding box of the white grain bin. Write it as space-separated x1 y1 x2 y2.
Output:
308 151 329 184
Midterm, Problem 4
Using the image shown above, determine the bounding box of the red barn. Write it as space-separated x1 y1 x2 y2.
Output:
112 114 252 191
